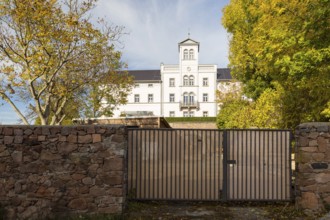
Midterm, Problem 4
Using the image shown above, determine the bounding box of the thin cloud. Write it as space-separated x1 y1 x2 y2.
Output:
0 0 230 124
95 0 230 69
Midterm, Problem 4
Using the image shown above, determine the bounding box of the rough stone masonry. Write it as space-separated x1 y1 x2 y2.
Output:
295 122 330 214
0 125 127 220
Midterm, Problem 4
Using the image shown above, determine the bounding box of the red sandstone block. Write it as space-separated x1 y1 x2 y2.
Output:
4 136 14 144
92 134 102 143
68 198 87 210
37 136 46 141
67 134 77 143
108 188 123 196
14 136 23 144
78 134 92 144
3 127 13 136
103 158 123 171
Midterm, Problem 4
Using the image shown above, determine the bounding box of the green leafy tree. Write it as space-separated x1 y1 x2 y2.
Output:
217 82 284 129
216 89 252 129
0 0 132 125
222 0 330 128
321 101 330 120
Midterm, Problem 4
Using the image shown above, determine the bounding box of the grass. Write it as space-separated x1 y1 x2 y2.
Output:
53 213 124 220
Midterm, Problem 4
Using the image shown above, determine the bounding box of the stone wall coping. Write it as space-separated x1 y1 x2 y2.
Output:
0 124 126 128
296 122 330 129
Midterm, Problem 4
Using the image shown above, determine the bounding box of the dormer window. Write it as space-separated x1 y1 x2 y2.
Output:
189 49 194 60
183 49 188 60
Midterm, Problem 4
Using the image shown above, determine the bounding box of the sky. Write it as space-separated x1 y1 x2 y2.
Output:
0 0 230 124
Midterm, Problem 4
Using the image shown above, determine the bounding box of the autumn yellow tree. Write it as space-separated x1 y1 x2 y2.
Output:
216 83 283 129
0 0 133 125
222 0 330 128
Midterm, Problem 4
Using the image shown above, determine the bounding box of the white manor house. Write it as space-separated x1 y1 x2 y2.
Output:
112 37 238 118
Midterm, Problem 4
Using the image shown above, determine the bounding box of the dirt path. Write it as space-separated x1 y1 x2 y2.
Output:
124 201 316 220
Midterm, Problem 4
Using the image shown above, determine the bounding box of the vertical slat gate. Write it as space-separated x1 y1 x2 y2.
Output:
128 128 292 202
224 129 292 201
128 128 223 201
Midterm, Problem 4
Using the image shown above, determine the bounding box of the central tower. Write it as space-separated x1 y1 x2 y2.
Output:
178 38 200 115
178 38 199 72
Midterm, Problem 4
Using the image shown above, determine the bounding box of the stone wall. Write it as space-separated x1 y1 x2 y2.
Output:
295 122 330 214
0 125 127 220
73 117 171 128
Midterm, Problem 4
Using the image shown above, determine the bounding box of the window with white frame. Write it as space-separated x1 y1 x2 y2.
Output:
169 78 175 87
183 92 188 105
169 94 175 103
135 83 139 88
189 92 195 104
183 49 188 60
183 75 188 86
148 83 153 87
169 111 175 117
203 111 208 117
203 78 208 86
189 49 194 60
134 94 140 103
189 111 194 117
148 94 153 103
203 93 208 102
183 111 188 117
189 75 194 86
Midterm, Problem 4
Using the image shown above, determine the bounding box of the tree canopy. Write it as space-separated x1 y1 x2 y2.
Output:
221 0 330 128
0 0 133 125
216 83 284 129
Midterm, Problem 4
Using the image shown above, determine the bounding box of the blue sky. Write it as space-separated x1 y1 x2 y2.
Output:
0 0 230 124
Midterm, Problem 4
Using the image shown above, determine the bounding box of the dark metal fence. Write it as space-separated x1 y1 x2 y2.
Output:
127 128 292 202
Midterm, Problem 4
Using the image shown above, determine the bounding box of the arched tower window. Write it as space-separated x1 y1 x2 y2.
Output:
189 75 194 86
183 92 189 105
189 92 195 104
189 49 194 60
183 75 188 86
183 49 188 60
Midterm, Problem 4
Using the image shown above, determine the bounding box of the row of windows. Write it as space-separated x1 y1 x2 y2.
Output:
172 93 208 103
134 93 209 103
134 94 153 103
134 78 209 88
169 77 208 87
169 111 208 117
135 83 153 88
183 49 194 60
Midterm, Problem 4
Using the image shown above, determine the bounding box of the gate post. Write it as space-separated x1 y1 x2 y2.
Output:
222 130 228 201
295 122 330 215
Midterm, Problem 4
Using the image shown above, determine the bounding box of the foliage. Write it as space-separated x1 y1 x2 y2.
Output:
216 89 251 128
216 83 284 128
165 117 216 123
0 0 133 125
222 0 330 128
79 70 133 118
321 101 330 121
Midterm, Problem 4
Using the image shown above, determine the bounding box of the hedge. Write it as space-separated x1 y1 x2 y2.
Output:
165 117 217 123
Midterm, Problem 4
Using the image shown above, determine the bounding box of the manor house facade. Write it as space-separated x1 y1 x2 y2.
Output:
112 38 238 118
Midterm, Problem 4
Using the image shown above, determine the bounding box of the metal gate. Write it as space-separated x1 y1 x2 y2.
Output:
127 128 292 201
